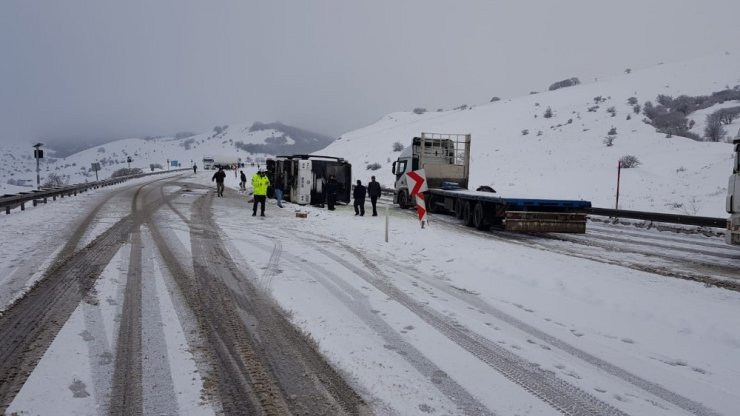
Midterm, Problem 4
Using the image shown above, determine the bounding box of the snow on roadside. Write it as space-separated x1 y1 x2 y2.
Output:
211 192 740 415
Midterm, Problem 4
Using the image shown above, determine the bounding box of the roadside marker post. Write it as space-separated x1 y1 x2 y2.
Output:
406 169 429 228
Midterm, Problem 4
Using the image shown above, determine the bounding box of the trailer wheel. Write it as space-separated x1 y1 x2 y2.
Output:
473 202 490 230
462 201 474 227
454 200 465 219
426 195 439 213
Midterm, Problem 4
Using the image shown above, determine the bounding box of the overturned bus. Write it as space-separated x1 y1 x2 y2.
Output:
266 155 351 206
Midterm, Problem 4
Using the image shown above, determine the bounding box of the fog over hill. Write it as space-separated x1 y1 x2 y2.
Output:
3 52 740 218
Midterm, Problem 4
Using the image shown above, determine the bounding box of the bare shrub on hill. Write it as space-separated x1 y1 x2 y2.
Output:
704 114 727 142
392 142 404 152
413 107 427 114
180 138 196 150
608 126 617 135
543 107 553 118
603 136 616 147
548 77 580 91
490 97 501 102
607 106 616 117
714 107 740 124
627 97 638 105
366 163 381 171
521 129 529 136
619 155 640 168
633 104 641 114
42 173 68 188
111 168 143 178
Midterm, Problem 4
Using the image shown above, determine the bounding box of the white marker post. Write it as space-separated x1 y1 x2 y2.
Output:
385 205 389 243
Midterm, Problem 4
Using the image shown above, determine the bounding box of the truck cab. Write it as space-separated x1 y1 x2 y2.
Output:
727 138 740 244
392 133 471 208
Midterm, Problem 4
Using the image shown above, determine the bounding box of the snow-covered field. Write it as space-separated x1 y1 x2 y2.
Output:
2 171 739 415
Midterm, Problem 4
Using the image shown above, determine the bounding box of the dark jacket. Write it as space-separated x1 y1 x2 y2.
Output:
326 178 338 196
368 180 381 198
353 184 366 200
240 172 247 182
212 170 226 183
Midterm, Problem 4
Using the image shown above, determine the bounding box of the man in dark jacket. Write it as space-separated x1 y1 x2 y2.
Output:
353 179 366 216
326 175 338 211
367 175 381 216
212 167 226 197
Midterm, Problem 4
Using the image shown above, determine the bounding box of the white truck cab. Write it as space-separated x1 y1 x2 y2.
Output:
727 137 740 245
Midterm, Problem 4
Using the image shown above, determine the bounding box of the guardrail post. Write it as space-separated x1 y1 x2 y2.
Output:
5 206 9 214
21 202 25 211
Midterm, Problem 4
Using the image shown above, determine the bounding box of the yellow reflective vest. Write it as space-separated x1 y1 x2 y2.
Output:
252 174 270 196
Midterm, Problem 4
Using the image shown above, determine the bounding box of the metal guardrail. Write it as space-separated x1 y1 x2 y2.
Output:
587 207 726 229
0 169 189 215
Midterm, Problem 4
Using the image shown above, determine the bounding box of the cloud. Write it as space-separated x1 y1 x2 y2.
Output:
2 0 740 145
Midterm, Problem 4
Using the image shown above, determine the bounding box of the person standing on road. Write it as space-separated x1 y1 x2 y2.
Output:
239 170 247 191
367 175 381 216
252 170 270 216
273 180 284 208
193 163 197 174
353 179 366 216
212 167 226 197
326 175 338 211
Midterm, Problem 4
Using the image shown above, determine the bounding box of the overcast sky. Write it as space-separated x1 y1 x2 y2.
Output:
2 0 740 146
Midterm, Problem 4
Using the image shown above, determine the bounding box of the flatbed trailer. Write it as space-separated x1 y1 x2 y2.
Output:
426 187 591 232
393 133 591 233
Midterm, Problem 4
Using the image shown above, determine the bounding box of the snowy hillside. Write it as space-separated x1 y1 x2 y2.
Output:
0 121 333 194
4 52 740 218
325 51 740 217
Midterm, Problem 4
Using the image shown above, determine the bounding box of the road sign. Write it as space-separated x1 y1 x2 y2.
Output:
406 169 428 227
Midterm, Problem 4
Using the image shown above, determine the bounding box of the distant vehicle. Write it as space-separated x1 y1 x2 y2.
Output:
727 137 740 245
202 155 240 170
392 133 591 232
266 155 351 206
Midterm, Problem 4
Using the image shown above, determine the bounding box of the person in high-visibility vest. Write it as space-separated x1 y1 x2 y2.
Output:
251 170 270 216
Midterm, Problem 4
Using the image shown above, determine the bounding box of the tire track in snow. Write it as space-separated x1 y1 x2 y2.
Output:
247 233 495 416
370 252 722 416
109 228 144 415
299 238 629 416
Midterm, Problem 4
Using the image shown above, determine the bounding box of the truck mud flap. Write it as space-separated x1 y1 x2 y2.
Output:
504 211 587 233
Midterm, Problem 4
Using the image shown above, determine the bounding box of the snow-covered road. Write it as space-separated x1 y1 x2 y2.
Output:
1 170 739 415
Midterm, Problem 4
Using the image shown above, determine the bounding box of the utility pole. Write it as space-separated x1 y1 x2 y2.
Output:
615 160 622 209
33 143 44 189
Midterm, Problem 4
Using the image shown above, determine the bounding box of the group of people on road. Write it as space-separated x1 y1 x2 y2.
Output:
351 176 381 216
211 166 381 218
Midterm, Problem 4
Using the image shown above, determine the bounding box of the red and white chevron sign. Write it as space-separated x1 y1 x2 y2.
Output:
406 169 428 226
